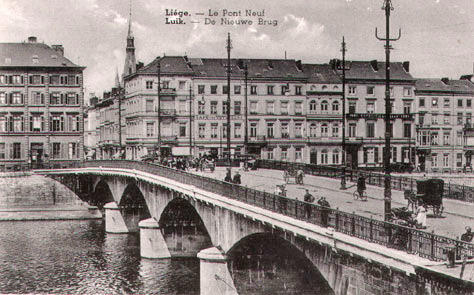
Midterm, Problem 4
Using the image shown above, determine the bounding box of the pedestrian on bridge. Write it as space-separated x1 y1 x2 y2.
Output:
304 189 315 219
461 226 474 242
233 171 241 185
224 168 233 183
317 196 331 227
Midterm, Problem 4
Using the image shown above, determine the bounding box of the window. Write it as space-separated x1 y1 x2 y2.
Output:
432 153 438 167
162 81 170 88
281 123 289 138
222 124 228 138
67 75 75 85
267 148 274 160
234 123 241 138
367 102 375 114
12 93 22 104
367 86 375 96
432 98 438 107
0 143 4 159
250 101 258 114
309 100 317 112
210 101 217 114
468 99 472 108
364 147 376 164
443 113 450 124
267 123 274 138
222 101 228 115
31 92 44 105
211 123 218 138
250 123 257 137
332 101 339 112
251 85 257 95
179 81 186 90
348 86 356 95
295 86 302 95
234 85 241 94
267 85 274 95
66 93 77 105
234 101 241 115
403 87 412 97
281 85 289 95
179 123 186 137
443 132 450 146
198 85 205 94
321 150 328 164
419 114 425 126
211 85 217 94
179 100 187 114
419 98 425 107
295 102 303 114
266 101 274 114
403 123 411 138
467 113 472 125
457 131 463 145
403 102 411 114
50 115 64 132
321 123 328 137
0 116 7 132
321 100 329 112
349 123 356 137
332 123 339 137
432 114 438 124
332 150 340 164
458 112 463 125
0 93 5 104
30 115 44 132
146 122 155 137
29 75 42 85
50 93 60 105
198 101 205 115
281 147 288 160
198 124 205 138
52 143 61 159
431 132 439 145
443 154 449 167
12 75 22 84
457 153 463 168
13 143 21 159
295 147 302 161
0 75 6 84
223 86 229 94
146 81 153 89
67 115 79 131
146 100 154 112
444 98 450 108
280 101 288 114
366 122 375 138
458 99 463 108
295 123 302 138
349 102 356 114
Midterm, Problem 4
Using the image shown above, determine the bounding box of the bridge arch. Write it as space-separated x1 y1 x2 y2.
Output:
92 179 115 208
117 182 151 232
227 233 334 295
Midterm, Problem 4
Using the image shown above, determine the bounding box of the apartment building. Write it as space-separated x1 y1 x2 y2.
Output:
415 78 474 172
0 36 85 169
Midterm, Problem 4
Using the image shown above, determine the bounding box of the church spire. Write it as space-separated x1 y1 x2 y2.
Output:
115 67 121 88
123 0 136 80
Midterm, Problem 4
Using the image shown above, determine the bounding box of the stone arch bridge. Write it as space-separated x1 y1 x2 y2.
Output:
35 160 474 295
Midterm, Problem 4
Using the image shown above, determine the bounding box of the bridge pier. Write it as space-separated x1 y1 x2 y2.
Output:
104 202 128 233
139 218 171 259
197 247 238 295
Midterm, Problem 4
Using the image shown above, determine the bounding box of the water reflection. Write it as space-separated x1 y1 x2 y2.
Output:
0 220 199 294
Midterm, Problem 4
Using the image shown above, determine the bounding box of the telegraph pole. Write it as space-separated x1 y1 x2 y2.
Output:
189 85 193 157
376 0 401 221
157 58 162 160
226 33 232 168
244 63 249 171
340 37 349 190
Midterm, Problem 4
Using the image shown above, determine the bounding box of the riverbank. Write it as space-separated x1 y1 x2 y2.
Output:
0 172 102 221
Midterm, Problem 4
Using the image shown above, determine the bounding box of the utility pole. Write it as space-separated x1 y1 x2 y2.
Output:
340 37 350 190
118 86 122 153
157 58 162 161
244 63 249 171
189 85 193 157
376 0 401 221
226 33 232 169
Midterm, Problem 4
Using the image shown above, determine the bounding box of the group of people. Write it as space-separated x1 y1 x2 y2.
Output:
224 168 241 184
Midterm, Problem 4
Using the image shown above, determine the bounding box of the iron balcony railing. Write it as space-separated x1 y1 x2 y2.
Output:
30 159 474 263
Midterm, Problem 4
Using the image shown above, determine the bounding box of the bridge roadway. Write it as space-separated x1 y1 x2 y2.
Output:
195 167 474 240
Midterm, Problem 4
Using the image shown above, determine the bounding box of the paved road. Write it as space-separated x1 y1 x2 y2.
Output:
192 166 474 240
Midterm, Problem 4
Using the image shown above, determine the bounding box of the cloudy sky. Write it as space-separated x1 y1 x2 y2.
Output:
1 0 474 97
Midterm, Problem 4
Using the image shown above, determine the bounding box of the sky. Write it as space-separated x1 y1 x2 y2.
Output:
1 0 474 98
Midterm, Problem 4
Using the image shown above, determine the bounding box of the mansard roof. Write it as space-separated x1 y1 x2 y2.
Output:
301 63 341 84
0 42 82 68
415 78 474 95
138 56 194 75
331 59 414 82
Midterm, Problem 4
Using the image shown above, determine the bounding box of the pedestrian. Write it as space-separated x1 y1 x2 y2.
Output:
461 226 474 242
317 196 331 227
303 189 315 219
415 203 427 229
233 171 241 185
224 168 232 183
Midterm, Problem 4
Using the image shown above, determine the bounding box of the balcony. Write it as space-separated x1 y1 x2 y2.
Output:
160 109 177 116
159 87 177 96
248 136 266 145
346 113 414 121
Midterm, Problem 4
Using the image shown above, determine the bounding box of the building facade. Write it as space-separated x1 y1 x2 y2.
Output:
0 36 85 169
415 78 474 172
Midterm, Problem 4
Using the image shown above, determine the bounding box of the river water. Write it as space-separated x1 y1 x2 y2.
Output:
0 220 200 295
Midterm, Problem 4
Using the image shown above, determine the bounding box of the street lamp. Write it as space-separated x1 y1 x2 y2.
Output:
156 58 162 161
340 37 348 190
189 84 193 157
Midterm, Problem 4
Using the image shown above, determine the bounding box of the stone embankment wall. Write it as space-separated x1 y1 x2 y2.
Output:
0 172 84 207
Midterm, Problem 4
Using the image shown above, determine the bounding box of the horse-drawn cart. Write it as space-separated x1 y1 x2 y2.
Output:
283 167 304 184
405 178 444 217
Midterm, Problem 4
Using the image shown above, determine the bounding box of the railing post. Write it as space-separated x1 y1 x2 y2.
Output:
335 208 339 231
431 230 435 261
263 191 266 208
352 211 356 235
369 216 373 241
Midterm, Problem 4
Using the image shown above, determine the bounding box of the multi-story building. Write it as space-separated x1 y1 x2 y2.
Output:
0 36 85 169
415 78 474 172
330 60 416 169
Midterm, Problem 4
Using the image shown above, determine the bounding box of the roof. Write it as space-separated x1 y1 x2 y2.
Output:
0 42 82 68
138 56 194 75
337 60 414 81
301 63 341 84
415 78 474 95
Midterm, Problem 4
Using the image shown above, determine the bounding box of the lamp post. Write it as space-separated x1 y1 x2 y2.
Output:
189 85 193 157
244 63 249 171
225 33 232 169
340 37 348 190
156 58 162 161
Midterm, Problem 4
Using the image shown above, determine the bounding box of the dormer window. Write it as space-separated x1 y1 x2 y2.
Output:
32 55 39 64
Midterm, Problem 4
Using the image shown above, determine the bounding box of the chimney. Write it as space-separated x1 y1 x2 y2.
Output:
403 61 410 72
295 60 303 71
28 36 37 43
329 59 339 70
237 59 244 70
52 45 64 56
370 60 378 71
441 77 449 85
136 61 144 70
